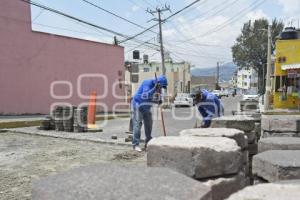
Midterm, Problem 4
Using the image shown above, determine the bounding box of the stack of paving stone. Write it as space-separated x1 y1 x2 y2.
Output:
62 106 75 132
252 137 300 184
261 114 300 138
39 115 55 130
147 135 248 200
32 163 213 200
227 180 300 200
54 106 64 131
73 106 88 132
210 116 259 183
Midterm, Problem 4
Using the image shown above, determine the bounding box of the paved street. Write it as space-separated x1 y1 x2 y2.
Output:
96 95 242 140
7 96 242 144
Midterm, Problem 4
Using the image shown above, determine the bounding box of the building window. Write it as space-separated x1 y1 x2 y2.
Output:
144 68 150 72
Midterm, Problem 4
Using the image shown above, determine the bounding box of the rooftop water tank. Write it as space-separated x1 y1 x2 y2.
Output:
280 27 298 40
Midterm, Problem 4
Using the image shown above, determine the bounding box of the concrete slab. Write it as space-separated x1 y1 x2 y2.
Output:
258 137 300 153
261 114 300 132
210 116 256 132
202 173 248 200
147 136 242 179
179 128 247 149
227 181 300 200
32 163 212 200
253 150 300 182
262 131 298 138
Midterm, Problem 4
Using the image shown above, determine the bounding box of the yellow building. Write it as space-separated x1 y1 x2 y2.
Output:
273 29 300 109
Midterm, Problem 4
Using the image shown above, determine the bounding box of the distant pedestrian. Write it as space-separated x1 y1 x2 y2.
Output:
193 89 224 128
131 75 168 152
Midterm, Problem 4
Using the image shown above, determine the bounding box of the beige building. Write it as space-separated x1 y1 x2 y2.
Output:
124 61 191 101
191 76 216 92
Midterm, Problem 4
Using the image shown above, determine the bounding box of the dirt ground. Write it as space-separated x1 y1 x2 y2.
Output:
0 132 146 200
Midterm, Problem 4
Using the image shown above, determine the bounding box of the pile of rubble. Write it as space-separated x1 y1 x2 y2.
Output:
32 115 300 199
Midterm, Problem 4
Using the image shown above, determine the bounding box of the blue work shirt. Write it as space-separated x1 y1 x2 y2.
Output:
132 79 158 113
197 90 224 126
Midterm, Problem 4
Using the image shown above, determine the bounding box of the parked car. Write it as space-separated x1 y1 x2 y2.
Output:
211 89 229 98
242 90 259 101
174 93 194 107
212 90 221 98
220 89 229 97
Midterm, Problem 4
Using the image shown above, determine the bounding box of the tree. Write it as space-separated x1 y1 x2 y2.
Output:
232 18 284 94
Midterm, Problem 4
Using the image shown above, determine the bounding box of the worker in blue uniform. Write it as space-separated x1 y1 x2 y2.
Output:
131 75 168 152
193 89 224 128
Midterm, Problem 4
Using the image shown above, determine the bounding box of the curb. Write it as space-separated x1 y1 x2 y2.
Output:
6 129 133 147
0 114 130 129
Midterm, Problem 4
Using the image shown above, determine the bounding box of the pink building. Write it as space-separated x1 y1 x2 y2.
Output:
0 0 125 114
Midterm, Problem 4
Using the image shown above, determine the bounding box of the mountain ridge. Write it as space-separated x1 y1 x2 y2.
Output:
191 62 237 82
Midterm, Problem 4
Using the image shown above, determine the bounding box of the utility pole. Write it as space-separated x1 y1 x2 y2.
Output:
216 62 220 90
147 5 171 76
264 25 272 111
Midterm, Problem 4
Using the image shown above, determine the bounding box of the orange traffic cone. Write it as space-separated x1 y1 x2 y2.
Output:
88 91 97 129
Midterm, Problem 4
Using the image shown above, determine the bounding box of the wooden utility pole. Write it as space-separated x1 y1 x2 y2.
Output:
216 62 220 90
147 6 171 76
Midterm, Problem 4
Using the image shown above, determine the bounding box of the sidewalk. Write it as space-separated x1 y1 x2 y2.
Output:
6 117 134 146
0 113 130 129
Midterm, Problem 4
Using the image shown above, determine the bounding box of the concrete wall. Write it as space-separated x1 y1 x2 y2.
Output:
0 0 125 114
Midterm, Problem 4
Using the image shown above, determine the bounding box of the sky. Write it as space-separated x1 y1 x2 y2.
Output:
29 0 300 69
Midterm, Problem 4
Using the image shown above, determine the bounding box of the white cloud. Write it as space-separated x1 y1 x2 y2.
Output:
276 0 300 15
163 29 176 37
132 5 140 12
246 10 269 21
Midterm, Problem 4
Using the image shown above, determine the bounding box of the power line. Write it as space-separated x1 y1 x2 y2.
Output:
188 0 239 22
20 0 161 50
164 46 232 61
81 0 157 34
32 7 44 22
127 0 147 10
125 37 157 53
119 0 203 44
169 40 232 48
182 0 266 42
200 0 266 37
20 0 130 39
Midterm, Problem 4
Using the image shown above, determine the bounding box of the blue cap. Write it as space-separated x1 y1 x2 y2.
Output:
157 75 168 88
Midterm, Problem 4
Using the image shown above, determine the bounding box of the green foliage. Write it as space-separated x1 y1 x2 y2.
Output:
232 18 284 93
